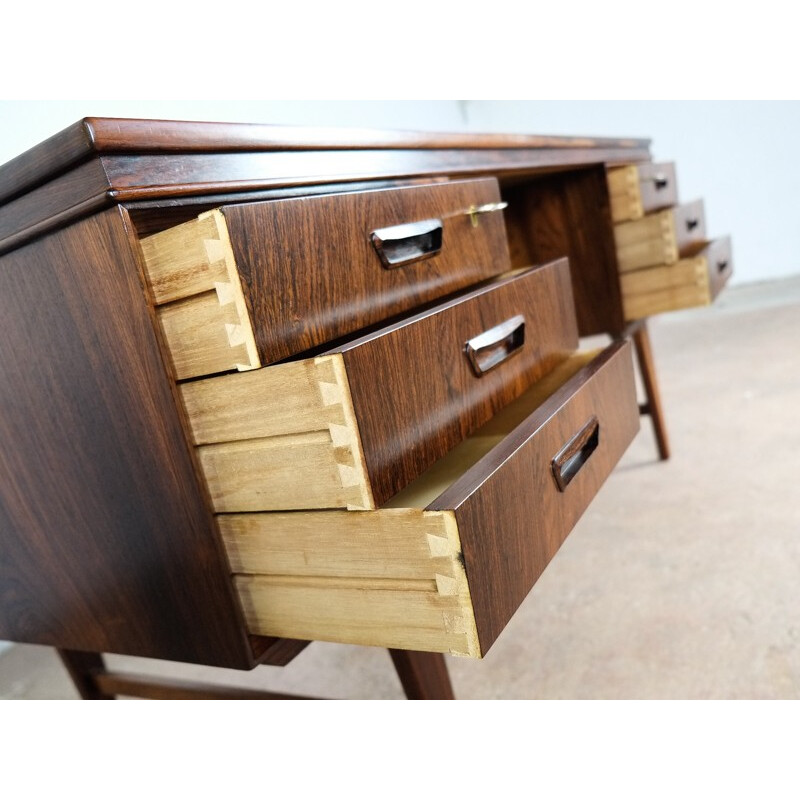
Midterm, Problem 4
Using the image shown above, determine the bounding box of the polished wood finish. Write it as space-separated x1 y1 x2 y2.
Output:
0 116 649 204
221 179 511 363
432 342 639 650
0 159 110 257
177 262 578 512
389 650 455 700
223 345 639 656
0 119 651 258
503 167 625 336
631 321 671 461
340 261 579 505
0 208 252 668
0 118 697 695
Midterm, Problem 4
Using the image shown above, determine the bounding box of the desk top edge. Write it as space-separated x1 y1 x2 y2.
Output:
0 117 652 205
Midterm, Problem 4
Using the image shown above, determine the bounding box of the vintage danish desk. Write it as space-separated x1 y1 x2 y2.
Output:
0 119 731 699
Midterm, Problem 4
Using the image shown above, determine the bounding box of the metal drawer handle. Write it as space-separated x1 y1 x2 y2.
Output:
717 259 729 273
464 315 525 377
652 173 670 190
686 217 700 231
551 416 600 492
371 218 443 269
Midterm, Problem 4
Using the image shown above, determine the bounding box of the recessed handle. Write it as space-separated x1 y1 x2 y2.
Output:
685 217 700 232
464 315 525 377
551 416 600 492
371 218 443 269
652 173 670 190
717 259 729 274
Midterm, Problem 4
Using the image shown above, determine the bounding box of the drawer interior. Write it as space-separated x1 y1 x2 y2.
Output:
178 261 580 514
385 350 597 510
220 342 638 658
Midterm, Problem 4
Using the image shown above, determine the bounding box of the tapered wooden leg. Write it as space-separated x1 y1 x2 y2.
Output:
57 649 115 700
632 320 670 461
389 650 455 700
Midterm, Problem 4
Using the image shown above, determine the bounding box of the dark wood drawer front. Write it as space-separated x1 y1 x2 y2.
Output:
637 162 678 215
221 178 511 363
223 342 640 656
707 236 733 300
607 162 678 223
179 259 579 513
432 341 639 651
673 199 707 255
339 259 579 505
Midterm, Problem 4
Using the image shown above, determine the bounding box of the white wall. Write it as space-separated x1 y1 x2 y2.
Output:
465 101 800 286
1 101 797 286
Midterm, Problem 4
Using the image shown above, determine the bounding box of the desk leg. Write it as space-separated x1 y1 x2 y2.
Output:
631 320 670 461
389 650 455 700
58 649 115 700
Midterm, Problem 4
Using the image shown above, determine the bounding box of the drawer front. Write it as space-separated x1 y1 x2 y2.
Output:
607 162 678 223
139 178 511 377
614 199 706 273
672 199 706 254
224 178 511 363
706 236 733 300
620 236 733 320
431 341 639 651
180 260 579 511
221 342 639 657
340 260 578 505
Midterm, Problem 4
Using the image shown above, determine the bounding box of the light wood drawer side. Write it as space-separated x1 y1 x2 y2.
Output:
139 210 260 380
180 354 373 512
221 510 480 657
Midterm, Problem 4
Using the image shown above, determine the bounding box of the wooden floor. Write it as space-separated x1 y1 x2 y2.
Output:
2 275 800 699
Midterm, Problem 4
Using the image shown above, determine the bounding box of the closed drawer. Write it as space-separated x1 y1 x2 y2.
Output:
219 341 639 657
180 259 579 511
607 162 678 223
621 237 733 320
139 178 512 379
614 199 706 273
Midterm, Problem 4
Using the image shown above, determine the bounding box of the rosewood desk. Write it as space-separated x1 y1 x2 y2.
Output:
0 119 730 699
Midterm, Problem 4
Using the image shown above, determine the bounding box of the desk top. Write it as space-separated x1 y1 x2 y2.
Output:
0 118 651 256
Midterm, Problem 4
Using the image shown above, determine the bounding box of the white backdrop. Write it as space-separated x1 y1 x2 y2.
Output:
1 100 798 285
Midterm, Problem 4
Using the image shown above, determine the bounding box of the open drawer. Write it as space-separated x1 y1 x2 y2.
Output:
180 260 578 511
138 178 512 378
621 237 733 320
219 341 640 658
607 162 678 223
614 199 707 273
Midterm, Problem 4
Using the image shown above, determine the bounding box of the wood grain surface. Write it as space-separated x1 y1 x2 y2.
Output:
0 208 253 667
339 260 579 505
432 342 640 651
223 178 512 363
0 117 651 258
504 167 626 335
0 116 650 205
